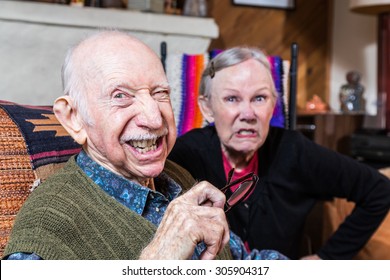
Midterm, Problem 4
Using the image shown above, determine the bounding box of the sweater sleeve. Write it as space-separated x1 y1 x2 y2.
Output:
4 252 42 260
292 133 390 259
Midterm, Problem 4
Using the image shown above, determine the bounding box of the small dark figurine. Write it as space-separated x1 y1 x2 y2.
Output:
339 71 365 113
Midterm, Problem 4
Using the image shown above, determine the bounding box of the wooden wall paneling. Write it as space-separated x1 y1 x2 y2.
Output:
297 113 364 154
379 14 390 131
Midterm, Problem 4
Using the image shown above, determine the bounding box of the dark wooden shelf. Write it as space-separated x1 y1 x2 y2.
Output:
297 113 365 155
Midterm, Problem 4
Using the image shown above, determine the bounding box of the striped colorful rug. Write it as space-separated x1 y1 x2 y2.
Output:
0 101 81 169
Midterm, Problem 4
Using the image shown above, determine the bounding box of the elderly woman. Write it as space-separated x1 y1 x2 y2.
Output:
168 46 390 260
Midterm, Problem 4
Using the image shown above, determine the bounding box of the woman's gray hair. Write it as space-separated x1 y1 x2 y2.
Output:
200 46 277 99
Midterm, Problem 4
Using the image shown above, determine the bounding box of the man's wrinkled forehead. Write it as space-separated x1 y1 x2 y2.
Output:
73 32 153 63
74 32 165 80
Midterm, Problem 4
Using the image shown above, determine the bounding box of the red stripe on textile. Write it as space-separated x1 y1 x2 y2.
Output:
30 148 81 160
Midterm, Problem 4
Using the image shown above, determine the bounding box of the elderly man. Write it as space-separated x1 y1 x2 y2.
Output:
3 31 286 260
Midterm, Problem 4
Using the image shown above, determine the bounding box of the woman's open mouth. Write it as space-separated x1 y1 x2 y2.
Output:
237 129 256 136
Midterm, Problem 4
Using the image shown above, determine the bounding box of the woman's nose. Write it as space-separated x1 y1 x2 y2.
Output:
239 101 256 121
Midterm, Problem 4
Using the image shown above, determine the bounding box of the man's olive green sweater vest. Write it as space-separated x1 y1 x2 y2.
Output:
4 157 232 260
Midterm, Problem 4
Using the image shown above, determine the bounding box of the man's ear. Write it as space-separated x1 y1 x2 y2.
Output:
198 95 214 124
53 96 87 145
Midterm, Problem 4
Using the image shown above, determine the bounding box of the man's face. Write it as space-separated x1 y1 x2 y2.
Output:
205 59 276 157
80 43 176 182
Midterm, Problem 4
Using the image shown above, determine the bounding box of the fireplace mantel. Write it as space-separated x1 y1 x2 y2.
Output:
0 1 219 105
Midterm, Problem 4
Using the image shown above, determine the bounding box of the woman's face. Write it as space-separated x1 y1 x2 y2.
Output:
201 59 276 158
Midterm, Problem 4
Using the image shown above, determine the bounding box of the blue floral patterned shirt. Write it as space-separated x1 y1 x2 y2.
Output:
7 150 287 260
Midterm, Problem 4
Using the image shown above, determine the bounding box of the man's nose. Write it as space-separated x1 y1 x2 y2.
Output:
136 94 163 129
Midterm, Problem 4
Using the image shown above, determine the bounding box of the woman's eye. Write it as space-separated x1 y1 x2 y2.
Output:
225 96 238 102
255 96 266 102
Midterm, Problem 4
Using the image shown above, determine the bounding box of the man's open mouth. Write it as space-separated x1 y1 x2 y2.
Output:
127 137 162 154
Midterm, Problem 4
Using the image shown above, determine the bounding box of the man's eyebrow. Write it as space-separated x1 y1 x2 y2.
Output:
108 82 170 93
154 82 170 89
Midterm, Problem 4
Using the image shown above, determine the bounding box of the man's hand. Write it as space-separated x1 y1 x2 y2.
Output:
139 181 230 260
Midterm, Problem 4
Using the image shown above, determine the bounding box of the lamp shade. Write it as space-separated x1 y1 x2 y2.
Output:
350 0 390 14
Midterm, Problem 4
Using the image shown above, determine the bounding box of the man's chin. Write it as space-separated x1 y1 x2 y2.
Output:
136 163 165 179
124 147 168 178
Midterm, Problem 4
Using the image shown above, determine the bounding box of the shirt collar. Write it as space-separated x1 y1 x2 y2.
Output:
76 150 182 215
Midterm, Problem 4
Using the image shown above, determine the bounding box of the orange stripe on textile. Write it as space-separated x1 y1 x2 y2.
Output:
194 55 204 128
182 54 207 134
183 55 196 134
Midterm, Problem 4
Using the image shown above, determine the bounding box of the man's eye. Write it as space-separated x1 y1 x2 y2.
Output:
153 90 170 100
114 92 126 99
112 92 134 107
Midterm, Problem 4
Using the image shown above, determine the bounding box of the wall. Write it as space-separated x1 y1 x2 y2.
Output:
0 1 218 105
330 0 377 116
208 0 331 111
208 0 378 121
0 0 379 119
